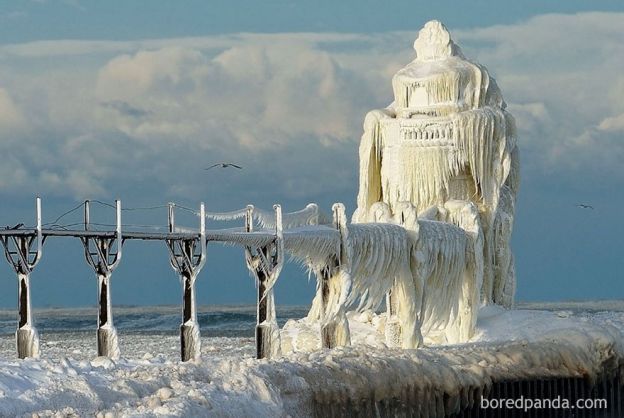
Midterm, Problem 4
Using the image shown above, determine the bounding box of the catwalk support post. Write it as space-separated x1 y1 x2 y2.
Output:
166 202 207 362
245 205 284 359
384 285 402 347
0 197 43 358
320 203 351 349
81 199 123 359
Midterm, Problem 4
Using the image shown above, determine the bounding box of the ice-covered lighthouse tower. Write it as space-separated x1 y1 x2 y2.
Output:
354 20 519 307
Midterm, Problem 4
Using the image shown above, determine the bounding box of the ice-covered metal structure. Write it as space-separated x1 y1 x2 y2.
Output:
326 20 520 348
356 20 518 304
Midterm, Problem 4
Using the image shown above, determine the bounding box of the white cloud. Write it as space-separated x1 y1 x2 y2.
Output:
93 40 375 152
0 12 623 203
598 113 624 132
506 102 550 135
0 88 24 131
0 33 366 59
452 13 624 176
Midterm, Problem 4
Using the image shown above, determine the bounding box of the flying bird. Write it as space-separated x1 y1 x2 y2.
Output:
576 204 594 210
205 163 243 170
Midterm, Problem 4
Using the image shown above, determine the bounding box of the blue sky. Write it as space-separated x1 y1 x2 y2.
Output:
0 1 622 308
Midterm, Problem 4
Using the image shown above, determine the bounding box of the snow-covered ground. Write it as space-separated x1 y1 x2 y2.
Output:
0 303 622 417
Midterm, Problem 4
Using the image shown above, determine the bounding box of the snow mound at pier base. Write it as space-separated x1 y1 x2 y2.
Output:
0 306 622 417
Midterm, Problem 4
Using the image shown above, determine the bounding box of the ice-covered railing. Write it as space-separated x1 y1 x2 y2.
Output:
176 201 332 228
0 196 483 362
0 198 344 361
252 204 332 229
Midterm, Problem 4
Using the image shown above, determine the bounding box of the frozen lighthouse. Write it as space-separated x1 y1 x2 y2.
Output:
293 20 521 349
354 20 519 309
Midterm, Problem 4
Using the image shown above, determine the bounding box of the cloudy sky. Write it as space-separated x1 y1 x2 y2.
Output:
0 1 622 308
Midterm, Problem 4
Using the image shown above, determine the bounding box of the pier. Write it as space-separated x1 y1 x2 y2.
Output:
0 197 342 361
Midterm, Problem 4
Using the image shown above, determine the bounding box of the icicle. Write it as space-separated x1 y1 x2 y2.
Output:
204 207 248 221
255 203 332 229
354 110 394 223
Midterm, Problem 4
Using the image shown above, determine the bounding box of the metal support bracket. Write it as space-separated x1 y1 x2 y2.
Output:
80 199 123 359
0 197 43 359
165 202 206 362
244 204 284 359
319 203 351 349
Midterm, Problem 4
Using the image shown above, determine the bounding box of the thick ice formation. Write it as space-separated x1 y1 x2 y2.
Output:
326 20 520 347
300 212 482 348
250 21 515 348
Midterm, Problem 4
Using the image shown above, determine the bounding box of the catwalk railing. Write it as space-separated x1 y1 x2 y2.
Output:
0 198 344 361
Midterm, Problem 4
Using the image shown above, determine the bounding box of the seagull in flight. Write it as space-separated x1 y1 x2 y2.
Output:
576 204 594 210
205 163 243 170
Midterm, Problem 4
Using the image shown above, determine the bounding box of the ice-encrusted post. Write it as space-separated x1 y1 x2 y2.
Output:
384 208 405 348
166 202 207 362
384 286 402 347
320 266 332 324
81 199 123 359
245 204 283 359
0 197 43 358
245 205 254 234
320 203 351 349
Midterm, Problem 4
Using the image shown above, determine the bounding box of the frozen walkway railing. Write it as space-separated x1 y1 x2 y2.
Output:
0 198 342 361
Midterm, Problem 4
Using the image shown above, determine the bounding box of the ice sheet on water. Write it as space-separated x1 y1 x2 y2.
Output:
0 305 309 337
